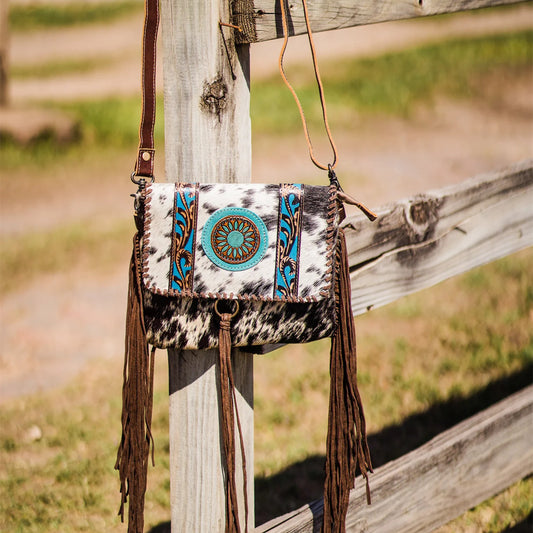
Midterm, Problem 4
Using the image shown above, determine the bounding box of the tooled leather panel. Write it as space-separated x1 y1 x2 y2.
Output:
275 184 303 299
170 183 199 293
143 182 337 302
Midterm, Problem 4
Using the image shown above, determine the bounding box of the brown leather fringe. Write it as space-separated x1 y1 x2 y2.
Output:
218 313 248 533
322 228 373 533
115 229 155 533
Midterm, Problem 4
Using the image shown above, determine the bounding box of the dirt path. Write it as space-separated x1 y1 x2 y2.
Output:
9 5 533 101
1 6 532 402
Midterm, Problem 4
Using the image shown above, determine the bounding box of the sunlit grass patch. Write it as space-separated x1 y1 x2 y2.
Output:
11 57 117 80
68 97 164 147
1 97 164 170
325 30 532 115
0 355 170 533
1 250 531 530
9 0 143 32
251 30 533 133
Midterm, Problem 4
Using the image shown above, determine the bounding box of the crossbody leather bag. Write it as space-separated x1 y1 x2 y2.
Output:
116 1 375 531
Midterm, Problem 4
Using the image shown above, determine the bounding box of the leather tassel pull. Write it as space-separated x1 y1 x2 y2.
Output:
323 228 373 533
337 190 377 222
217 303 248 533
115 227 155 533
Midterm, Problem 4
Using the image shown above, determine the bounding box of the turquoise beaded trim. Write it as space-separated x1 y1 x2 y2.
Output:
202 207 268 271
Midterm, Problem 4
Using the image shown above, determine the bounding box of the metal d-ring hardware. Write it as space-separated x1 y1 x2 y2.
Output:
131 172 155 186
130 173 154 213
214 300 240 319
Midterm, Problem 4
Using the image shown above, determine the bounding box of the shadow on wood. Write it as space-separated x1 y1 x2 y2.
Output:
147 362 532 531
254 362 533 527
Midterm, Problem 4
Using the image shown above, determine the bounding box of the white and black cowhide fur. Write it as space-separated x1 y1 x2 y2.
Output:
143 291 337 351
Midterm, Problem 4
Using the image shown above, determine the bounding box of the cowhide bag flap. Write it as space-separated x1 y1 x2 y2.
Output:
116 0 374 532
141 181 339 351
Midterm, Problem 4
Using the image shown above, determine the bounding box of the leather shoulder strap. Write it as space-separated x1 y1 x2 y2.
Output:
135 0 160 178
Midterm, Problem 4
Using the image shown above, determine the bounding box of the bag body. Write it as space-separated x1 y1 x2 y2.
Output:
117 0 374 531
142 181 339 350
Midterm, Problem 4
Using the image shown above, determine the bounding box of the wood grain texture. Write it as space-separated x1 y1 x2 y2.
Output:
257 385 533 532
162 0 251 182
345 160 533 316
161 0 254 530
247 0 526 42
168 350 253 532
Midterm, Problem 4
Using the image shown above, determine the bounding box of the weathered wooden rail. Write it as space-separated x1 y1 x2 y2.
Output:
233 0 528 43
347 159 533 316
255 159 533 531
257 385 533 532
159 0 533 531
255 159 533 530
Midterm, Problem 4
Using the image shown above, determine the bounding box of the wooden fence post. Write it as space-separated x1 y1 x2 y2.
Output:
160 0 254 531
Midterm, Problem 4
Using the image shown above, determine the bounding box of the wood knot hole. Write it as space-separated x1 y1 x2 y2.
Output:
410 201 431 225
201 78 228 117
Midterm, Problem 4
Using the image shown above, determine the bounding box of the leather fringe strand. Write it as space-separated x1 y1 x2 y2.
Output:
322 228 373 533
115 226 368 532
115 230 155 533
218 312 249 533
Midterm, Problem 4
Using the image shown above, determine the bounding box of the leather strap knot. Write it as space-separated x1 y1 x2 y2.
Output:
216 303 248 533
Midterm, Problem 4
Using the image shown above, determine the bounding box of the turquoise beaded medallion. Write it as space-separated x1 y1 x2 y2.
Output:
202 207 268 271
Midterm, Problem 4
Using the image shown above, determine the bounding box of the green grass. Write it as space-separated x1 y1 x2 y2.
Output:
251 30 533 132
67 97 165 147
9 0 143 32
11 57 116 80
1 250 531 531
0 356 171 533
2 30 530 169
